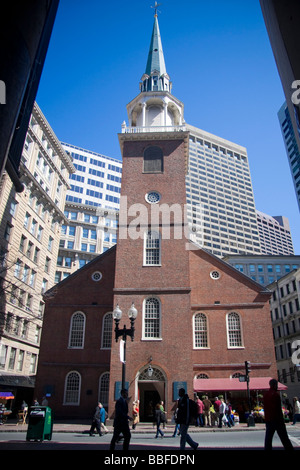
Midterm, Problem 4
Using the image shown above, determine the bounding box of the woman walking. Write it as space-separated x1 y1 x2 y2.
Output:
132 400 139 429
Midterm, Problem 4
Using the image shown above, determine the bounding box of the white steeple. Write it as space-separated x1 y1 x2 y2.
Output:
124 6 185 132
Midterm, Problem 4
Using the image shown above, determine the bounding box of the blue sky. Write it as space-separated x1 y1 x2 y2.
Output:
36 0 300 253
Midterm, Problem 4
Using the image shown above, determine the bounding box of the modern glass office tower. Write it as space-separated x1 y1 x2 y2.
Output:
61 142 122 210
186 124 261 257
256 210 294 255
278 102 300 212
54 143 121 282
223 253 300 286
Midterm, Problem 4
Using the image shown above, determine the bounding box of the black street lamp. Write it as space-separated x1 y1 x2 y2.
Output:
113 302 138 390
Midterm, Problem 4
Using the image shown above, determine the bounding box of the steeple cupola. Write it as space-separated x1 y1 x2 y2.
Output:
140 12 171 93
123 5 185 132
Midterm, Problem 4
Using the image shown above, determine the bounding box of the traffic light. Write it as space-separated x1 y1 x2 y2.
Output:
245 361 251 376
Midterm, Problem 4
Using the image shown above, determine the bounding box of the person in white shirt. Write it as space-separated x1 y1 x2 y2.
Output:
218 398 226 428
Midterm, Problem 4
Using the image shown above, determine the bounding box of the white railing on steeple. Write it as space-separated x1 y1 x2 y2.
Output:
121 124 186 134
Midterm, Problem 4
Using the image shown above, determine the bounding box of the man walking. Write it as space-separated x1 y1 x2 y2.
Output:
89 402 102 436
176 388 198 450
110 389 132 451
263 379 294 451
203 395 212 426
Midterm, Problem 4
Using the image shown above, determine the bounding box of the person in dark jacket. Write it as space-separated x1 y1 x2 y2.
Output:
176 388 198 450
110 389 132 451
89 402 102 436
154 403 165 438
263 379 293 451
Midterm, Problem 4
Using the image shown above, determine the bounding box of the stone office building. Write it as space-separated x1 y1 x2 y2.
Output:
0 103 74 404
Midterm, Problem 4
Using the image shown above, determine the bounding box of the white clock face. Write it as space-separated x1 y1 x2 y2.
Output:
145 191 161 204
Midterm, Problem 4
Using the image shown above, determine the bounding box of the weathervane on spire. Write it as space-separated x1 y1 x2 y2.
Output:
151 1 161 17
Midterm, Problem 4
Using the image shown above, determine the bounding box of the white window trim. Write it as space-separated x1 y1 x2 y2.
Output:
63 370 81 406
142 296 162 341
143 230 161 266
193 312 210 349
98 372 110 408
68 311 86 349
226 312 244 349
101 312 112 349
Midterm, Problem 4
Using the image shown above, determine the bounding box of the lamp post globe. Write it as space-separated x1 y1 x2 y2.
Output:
128 302 138 319
113 304 122 321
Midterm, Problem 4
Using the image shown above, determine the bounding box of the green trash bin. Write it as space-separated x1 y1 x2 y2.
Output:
26 406 53 441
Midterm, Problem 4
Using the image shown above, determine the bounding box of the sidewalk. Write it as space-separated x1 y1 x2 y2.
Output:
1 418 299 434
0 419 272 433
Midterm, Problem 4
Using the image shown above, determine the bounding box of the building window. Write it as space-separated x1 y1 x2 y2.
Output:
143 146 163 173
14 259 22 279
144 231 161 265
143 297 161 339
17 350 24 372
99 372 110 408
226 312 243 348
8 348 16 370
29 354 37 374
196 373 209 379
64 371 81 405
9 199 18 217
101 313 112 349
0 344 8 369
194 313 208 348
4 223 12 242
68 312 85 348
48 236 54 252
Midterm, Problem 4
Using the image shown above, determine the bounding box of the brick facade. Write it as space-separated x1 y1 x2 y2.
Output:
35 248 116 418
35 132 277 421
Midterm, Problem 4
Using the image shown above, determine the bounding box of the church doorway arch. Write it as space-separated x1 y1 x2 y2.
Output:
136 366 166 422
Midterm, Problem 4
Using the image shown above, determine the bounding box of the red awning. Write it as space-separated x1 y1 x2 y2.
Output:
194 377 287 392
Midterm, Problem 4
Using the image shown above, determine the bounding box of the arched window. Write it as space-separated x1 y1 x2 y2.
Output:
64 371 81 405
227 312 243 348
68 312 85 348
143 146 163 173
99 372 110 408
194 313 208 348
144 230 161 265
196 373 209 379
143 297 161 339
139 366 165 381
101 312 112 349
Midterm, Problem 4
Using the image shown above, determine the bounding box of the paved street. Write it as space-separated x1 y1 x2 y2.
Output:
0 421 299 453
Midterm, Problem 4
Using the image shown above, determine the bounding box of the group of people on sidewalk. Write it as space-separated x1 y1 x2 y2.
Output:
193 395 235 428
91 379 297 451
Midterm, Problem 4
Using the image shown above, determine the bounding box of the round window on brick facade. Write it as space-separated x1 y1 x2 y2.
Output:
210 270 220 280
91 271 102 282
145 191 161 204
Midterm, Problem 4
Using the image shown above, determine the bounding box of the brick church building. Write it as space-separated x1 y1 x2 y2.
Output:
35 11 280 421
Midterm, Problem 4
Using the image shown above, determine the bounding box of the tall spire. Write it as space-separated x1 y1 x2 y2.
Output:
140 3 171 93
125 3 184 130
145 9 167 77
